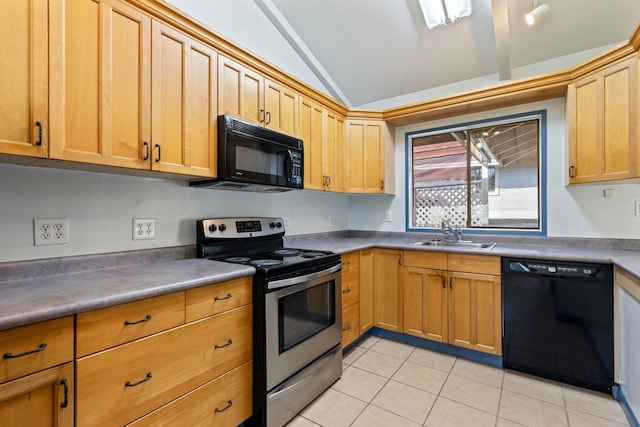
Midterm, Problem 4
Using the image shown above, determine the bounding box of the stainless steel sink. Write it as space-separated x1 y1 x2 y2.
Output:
414 239 496 250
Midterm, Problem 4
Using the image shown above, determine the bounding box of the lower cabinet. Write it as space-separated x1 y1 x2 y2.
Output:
403 251 502 355
75 277 253 426
341 251 360 346
340 249 374 346
373 249 404 332
0 316 75 427
0 362 74 426
359 248 374 333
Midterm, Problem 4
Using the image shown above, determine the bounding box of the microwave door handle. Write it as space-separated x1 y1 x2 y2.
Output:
285 150 294 183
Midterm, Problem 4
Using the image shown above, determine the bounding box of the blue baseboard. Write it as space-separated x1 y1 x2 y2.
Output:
345 327 502 368
614 386 640 427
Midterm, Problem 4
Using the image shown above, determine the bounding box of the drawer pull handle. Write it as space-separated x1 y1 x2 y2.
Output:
342 288 351 294
60 378 69 408
3 343 47 359
124 314 152 326
125 372 152 387
214 293 233 301
214 339 233 349
215 400 233 413
343 325 351 331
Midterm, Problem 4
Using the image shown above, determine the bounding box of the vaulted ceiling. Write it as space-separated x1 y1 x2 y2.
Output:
259 0 640 107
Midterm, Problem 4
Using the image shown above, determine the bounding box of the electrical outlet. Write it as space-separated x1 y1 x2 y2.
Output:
133 218 156 240
384 210 393 222
635 200 640 216
34 218 69 246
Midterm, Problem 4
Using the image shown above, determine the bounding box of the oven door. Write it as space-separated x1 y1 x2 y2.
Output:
265 265 342 390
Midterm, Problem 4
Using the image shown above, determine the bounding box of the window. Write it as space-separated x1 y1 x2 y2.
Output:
407 111 545 233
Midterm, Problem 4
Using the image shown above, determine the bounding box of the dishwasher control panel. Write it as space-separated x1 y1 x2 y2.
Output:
506 259 607 279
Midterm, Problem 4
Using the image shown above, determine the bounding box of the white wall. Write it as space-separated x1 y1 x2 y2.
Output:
348 98 640 239
0 163 348 262
165 0 330 97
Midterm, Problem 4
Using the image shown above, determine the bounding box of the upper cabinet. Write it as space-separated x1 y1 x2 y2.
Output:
568 56 638 184
49 0 217 177
299 97 345 191
344 119 387 193
49 0 152 169
219 55 298 137
0 0 48 158
151 22 218 177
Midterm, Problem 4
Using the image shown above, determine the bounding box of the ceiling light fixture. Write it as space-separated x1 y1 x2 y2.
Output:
418 0 473 29
525 0 550 26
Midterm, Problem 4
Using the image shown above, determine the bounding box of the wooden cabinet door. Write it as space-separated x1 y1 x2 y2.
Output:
151 22 217 177
403 267 448 342
325 110 345 191
359 249 374 333
448 272 501 355
0 362 74 427
264 78 298 137
218 55 264 125
49 0 151 168
345 119 384 193
568 57 637 183
299 97 326 190
0 0 48 158
373 249 403 332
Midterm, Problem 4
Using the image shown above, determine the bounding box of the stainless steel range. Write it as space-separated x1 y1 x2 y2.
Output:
196 217 343 427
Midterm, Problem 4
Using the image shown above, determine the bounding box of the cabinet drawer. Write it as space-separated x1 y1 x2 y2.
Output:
448 254 500 275
342 304 360 347
185 277 252 322
128 361 252 426
342 269 359 309
341 252 359 272
76 304 252 427
0 316 73 383
403 250 447 269
76 292 185 357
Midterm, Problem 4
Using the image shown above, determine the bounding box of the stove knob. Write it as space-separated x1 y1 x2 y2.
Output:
218 224 227 232
276 221 283 228
269 222 276 229
208 224 217 232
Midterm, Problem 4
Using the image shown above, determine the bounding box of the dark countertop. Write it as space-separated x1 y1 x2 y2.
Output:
285 232 640 279
0 258 254 331
2 233 639 332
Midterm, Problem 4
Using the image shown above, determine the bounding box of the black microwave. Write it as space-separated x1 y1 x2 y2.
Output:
190 116 304 192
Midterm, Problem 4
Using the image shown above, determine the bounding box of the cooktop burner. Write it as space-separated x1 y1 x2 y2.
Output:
273 249 301 257
225 256 251 263
250 259 284 267
300 251 326 258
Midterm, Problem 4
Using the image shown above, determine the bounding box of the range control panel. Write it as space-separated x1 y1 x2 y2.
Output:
200 217 284 239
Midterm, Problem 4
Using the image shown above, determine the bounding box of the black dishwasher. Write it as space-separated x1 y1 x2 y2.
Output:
502 258 614 394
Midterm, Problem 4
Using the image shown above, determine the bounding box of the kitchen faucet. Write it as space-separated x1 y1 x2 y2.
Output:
440 220 463 241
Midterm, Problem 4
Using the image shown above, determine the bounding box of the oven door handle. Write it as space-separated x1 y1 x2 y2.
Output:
268 263 341 290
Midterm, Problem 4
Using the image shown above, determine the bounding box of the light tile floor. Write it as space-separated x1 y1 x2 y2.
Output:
287 336 630 427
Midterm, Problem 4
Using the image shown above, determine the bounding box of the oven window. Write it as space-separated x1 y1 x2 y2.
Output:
278 280 335 353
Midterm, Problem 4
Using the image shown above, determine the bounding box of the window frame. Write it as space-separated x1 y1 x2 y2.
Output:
405 110 547 236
